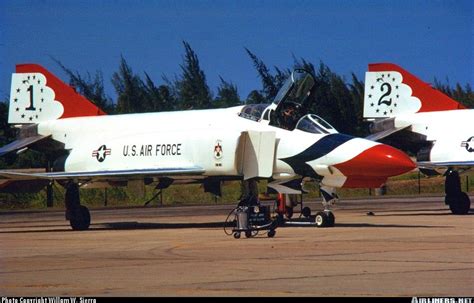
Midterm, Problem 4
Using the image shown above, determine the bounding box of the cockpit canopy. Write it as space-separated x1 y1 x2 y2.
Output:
273 69 315 107
237 69 338 134
238 104 268 122
269 69 316 130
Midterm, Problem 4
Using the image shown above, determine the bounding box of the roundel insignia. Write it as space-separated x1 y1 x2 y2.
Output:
214 141 223 159
92 145 111 162
461 136 474 153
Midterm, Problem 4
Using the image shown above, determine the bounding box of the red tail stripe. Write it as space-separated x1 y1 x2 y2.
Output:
369 63 466 113
16 64 107 119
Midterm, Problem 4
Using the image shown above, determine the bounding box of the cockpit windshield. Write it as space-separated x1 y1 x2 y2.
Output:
296 114 337 134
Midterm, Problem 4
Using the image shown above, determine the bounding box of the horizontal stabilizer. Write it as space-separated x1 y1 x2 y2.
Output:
365 125 409 141
0 135 50 156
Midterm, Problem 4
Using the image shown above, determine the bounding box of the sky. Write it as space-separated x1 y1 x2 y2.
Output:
0 0 472 102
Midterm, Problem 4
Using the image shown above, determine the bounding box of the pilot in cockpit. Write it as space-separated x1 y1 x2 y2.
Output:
279 102 302 130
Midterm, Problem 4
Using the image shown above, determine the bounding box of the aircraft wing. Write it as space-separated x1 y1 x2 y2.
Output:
418 161 474 169
0 167 205 182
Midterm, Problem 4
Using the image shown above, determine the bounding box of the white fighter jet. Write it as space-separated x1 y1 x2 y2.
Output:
0 64 415 230
363 63 472 214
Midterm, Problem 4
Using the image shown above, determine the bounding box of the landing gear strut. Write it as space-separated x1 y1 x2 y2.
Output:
65 182 91 230
317 186 337 227
445 170 471 215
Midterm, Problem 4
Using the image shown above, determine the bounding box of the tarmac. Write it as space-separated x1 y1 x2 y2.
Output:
0 196 473 297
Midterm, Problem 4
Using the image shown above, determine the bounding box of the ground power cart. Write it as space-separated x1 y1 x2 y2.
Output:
228 205 277 239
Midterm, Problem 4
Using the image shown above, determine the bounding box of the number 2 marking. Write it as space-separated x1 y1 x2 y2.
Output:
26 85 36 111
377 83 392 106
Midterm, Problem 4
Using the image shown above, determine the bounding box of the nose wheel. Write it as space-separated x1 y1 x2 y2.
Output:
315 211 335 228
317 186 338 228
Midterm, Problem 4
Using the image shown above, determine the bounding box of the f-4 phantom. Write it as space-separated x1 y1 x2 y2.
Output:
364 63 472 214
0 64 415 230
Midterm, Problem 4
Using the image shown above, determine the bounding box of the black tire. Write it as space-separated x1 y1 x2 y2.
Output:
326 212 335 227
302 207 311 218
267 229 276 238
315 211 335 228
315 211 327 227
234 232 241 239
245 230 252 238
70 205 91 231
448 192 471 215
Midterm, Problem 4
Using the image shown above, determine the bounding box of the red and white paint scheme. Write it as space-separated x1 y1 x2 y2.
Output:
364 63 472 214
0 64 415 230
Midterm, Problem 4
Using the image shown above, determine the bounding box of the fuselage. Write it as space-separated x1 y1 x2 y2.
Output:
393 109 474 165
36 105 415 188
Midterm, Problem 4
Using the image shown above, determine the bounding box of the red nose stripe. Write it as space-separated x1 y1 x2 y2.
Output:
334 144 416 177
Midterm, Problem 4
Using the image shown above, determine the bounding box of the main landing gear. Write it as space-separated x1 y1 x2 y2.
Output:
445 169 471 215
65 182 91 230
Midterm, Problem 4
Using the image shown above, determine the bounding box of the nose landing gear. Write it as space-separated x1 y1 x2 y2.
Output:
316 186 337 228
274 186 338 228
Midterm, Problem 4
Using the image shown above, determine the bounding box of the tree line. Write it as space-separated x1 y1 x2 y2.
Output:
1 40 473 169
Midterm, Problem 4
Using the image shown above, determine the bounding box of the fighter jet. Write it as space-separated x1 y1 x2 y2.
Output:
0 64 415 230
363 63 472 214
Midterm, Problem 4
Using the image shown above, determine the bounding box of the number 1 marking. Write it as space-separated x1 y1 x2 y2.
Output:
26 85 36 111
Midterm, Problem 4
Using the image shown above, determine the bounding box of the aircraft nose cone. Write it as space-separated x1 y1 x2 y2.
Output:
335 144 416 177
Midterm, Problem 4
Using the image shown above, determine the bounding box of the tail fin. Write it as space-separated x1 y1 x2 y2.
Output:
9 64 106 124
363 63 466 119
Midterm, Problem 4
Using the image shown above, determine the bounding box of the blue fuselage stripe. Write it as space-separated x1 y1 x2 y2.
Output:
280 133 354 177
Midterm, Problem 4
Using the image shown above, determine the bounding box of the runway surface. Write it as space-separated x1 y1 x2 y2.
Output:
0 196 473 297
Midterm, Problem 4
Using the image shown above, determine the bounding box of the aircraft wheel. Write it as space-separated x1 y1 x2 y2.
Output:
267 229 276 238
302 207 311 218
315 211 335 228
326 211 335 227
315 212 327 227
447 192 471 215
233 232 241 239
69 205 91 231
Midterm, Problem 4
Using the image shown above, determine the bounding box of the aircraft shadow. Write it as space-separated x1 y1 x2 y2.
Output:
368 212 473 217
281 222 440 228
94 221 231 230
0 218 450 233
333 223 443 228
0 221 235 234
